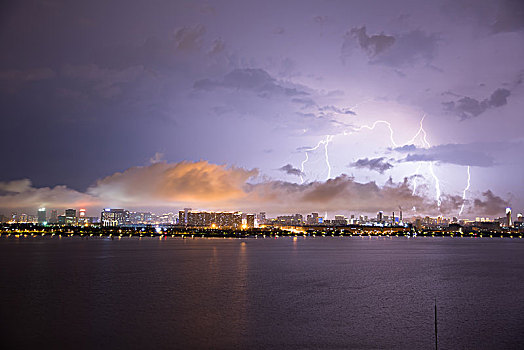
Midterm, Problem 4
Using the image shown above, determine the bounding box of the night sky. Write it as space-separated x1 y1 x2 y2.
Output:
0 0 523 218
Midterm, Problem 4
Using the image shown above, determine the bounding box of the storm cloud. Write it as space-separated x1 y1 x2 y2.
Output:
193 68 308 97
349 26 396 57
392 141 521 167
279 164 303 176
443 88 511 120
350 157 393 174
473 190 510 216
345 26 439 67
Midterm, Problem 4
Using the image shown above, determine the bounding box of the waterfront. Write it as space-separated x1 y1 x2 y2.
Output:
1 237 523 349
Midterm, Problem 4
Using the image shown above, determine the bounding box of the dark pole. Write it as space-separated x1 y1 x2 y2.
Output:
434 298 438 350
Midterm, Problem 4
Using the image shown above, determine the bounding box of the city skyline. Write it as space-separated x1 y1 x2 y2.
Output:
1 1 523 219
3 204 522 226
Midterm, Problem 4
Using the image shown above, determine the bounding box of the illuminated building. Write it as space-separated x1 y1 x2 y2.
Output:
506 208 512 228
58 215 66 225
333 215 347 225
258 212 267 224
246 214 255 228
377 211 383 223
179 209 242 228
65 209 77 224
306 213 319 225
101 209 128 226
129 211 153 224
183 208 192 225
37 208 46 224
276 214 303 225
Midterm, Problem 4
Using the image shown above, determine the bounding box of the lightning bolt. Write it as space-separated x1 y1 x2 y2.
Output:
459 166 471 216
350 120 400 147
300 114 445 208
348 116 438 202
300 135 333 184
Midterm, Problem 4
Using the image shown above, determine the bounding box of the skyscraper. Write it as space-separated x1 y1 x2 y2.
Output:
246 214 255 228
506 208 512 227
65 209 77 225
37 208 46 224
101 209 128 226
49 210 58 224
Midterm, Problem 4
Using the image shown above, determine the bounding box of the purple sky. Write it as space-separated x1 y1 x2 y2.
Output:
0 0 523 218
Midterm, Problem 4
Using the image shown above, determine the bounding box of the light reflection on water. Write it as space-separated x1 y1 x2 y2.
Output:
0 236 523 349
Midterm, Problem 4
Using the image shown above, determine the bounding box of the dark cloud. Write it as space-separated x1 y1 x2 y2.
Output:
278 164 303 176
346 27 438 67
493 0 524 33
318 105 356 115
350 157 393 174
473 190 510 216
488 88 511 107
349 26 396 57
375 30 439 67
193 68 309 97
395 142 500 167
444 88 511 120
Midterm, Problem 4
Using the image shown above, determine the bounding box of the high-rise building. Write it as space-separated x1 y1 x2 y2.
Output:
377 211 383 223
258 212 266 224
179 209 243 228
333 215 347 225
246 214 255 228
37 208 47 224
78 208 87 224
184 208 192 225
101 209 128 226
49 210 58 224
506 208 512 228
65 209 77 224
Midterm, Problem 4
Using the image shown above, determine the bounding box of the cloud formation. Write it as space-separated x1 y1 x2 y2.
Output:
0 179 95 209
88 161 259 205
443 88 511 120
193 68 308 97
0 160 511 218
278 164 303 176
349 157 393 174
349 26 396 57
345 27 438 67
392 141 516 167
472 190 510 216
